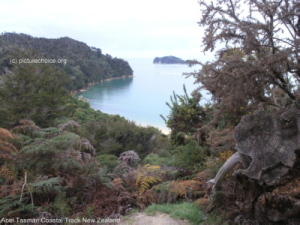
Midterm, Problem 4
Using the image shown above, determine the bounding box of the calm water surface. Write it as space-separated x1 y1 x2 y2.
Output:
78 58 209 133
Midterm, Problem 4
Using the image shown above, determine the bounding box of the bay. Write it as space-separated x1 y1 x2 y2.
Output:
78 58 209 133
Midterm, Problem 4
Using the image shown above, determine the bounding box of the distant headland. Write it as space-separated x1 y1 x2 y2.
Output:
0 32 133 93
153 56 187 64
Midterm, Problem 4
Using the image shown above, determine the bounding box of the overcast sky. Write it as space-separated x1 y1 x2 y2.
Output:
1 0 206 60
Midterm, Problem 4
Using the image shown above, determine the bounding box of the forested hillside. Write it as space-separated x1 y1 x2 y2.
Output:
0 32 133 91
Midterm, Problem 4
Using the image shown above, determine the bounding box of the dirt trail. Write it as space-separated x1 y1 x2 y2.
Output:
120 212 190 225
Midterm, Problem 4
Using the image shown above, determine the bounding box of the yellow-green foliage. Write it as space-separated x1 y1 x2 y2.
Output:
161 85 205 145
219 150 234 162
134 165 162 192
137 176 161 193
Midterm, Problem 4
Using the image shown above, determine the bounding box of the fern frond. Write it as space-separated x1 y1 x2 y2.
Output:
29 177 63 195
138 176 162 192
134 165 163 192
5 203 36 217
0 194 29 217
51 158 82 174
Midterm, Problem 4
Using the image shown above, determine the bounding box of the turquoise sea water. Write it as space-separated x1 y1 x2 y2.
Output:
78 58 209 133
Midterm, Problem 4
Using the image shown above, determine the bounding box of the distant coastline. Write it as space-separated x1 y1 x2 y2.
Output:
0 32 134 93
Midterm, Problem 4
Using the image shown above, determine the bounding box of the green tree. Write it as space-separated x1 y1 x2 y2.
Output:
0 52 73 127
161 85 208 145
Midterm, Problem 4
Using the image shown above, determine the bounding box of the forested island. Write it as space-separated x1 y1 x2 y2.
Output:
1 0 300 224
153 56 187 64
0 33 133 91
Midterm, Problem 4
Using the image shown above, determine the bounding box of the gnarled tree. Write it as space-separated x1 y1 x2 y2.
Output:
207 100 300 223
194 1 300 222
193 0 299 117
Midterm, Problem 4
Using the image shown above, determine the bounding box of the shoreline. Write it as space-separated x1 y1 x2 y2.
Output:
159 127 171 135
70 75 134 95
136 122 170 135
71 73 170 135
